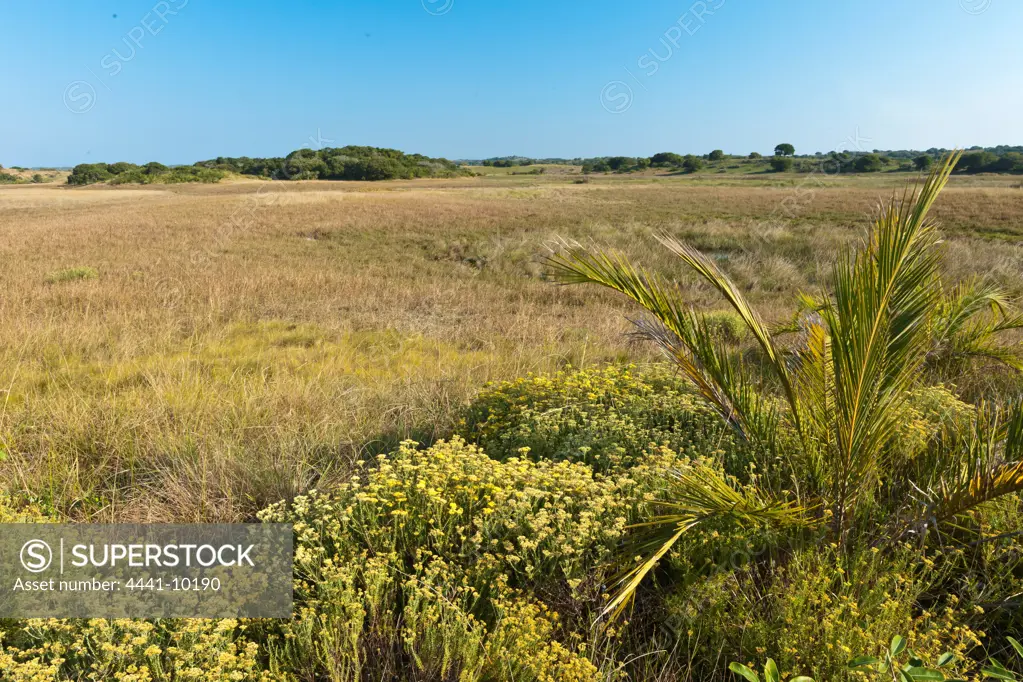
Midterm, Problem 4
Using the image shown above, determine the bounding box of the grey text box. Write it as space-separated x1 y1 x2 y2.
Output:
0 524 293 618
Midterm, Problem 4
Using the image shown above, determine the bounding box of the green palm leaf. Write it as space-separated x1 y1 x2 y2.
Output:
601 466 812 620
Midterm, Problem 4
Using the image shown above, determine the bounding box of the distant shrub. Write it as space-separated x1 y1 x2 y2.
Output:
0 172 18 184
70 146 467 186
607 156 636 171
708 149 725 161
770 156 794 172
774 143 795 156
650 151 684 167
198 146 470 182
107 166 227 185
67 163 113 185
106 161 139 175
749 152 762 159
682 155 705 173
914 155 934 171
853 153 884 172
31 174 44 183
45 266 98 283
935 150 1023 174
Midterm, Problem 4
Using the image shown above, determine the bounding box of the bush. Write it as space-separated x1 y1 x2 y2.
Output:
106 161 139 174
258 436 637 679
709 149 725 161
607 156 636 171
682 155 705 173
749 152 762 159
674 545 982 681
650 152 684 167
774 143 795 156
853 153 884 172
67 163 113 185
770 156 794 172
459 365 732 471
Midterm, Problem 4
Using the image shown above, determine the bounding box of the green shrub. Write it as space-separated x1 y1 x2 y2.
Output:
674 545 982 681
854 153 885 172
770 156 793 172
108 166 227 185
67 163 113 185
683 155 705 173
106 161 139 175
195 145 471 181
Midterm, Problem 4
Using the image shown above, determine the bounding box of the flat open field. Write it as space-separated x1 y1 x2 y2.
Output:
2 171 1022 522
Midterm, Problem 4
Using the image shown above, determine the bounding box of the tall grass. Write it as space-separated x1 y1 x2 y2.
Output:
0 171 1021 522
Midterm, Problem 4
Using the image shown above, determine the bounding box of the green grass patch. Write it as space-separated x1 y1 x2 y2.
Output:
44 266 99 284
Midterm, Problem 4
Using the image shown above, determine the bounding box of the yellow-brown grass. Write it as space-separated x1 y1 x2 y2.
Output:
1 173 1021 521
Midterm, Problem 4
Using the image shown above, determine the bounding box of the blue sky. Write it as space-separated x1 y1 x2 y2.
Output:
3 0 1021 166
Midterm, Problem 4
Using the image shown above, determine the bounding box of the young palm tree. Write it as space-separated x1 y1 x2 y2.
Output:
547 153 1023 619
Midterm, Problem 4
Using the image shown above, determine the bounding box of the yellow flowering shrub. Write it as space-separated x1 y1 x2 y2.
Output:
257 436 659 679
263 437 640 590
458 365 733 472
484 597 599 682
0 492 50 522
0 619 272 681
666 544 984 681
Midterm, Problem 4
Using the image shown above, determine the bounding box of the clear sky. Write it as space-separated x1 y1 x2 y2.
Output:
3 0 1021 166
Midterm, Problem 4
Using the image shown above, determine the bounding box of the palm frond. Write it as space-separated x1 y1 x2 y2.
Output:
547 246 782 451
654 235 800 414
928 278 1023 374
601 467 812 621
934 402 1023 523
890 402 1023 544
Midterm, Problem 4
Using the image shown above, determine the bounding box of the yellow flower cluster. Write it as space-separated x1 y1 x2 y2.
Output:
0 619 271 681
458 364 730 472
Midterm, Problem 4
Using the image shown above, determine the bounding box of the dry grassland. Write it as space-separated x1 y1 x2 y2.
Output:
1 172 1021 521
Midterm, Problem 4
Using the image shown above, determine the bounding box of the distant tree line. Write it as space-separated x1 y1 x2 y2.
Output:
198 146 470 181
67 162 227 186
569 143 1023 176
480 157 534 167
60 144 1023 187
